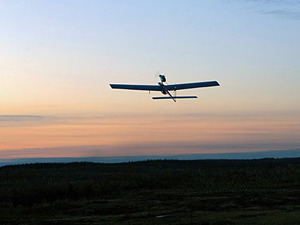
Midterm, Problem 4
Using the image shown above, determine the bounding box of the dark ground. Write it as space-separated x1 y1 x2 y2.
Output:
1 158 300 224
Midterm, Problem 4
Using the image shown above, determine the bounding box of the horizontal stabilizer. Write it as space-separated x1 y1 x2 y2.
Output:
152 96 198 100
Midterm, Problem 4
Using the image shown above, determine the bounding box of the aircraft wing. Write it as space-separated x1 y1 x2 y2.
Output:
166 81 220 91
110 84 162 91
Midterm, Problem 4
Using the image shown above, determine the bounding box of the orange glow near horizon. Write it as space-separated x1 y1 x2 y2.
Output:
1 113 300 159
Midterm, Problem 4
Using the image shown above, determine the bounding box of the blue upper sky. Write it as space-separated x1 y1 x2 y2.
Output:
1 0 299 111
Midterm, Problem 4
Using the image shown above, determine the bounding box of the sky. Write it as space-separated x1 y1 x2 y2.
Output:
1 0 300 159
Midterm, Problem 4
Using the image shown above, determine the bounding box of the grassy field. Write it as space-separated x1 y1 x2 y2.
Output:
1 158 300 224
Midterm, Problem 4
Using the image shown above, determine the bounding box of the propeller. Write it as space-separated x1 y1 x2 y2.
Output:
159 74 167 83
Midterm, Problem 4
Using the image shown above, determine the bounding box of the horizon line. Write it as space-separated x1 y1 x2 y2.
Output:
1 148 300 166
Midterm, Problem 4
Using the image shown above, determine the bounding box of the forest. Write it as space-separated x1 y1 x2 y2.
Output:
1 158 300 224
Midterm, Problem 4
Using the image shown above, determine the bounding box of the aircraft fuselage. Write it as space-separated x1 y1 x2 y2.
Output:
158 82 167 94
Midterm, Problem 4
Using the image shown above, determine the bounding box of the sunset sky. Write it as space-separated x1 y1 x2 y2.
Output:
1 0 300 159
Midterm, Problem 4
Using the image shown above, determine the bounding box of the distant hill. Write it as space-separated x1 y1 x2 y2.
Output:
1 148 300 167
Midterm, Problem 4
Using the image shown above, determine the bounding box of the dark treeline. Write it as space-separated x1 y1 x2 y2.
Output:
1 158 300 208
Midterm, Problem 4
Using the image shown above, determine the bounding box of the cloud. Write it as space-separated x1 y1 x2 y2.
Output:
229 0 300 20
262 9 300 20
0 115 58 127
0 115 43 121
